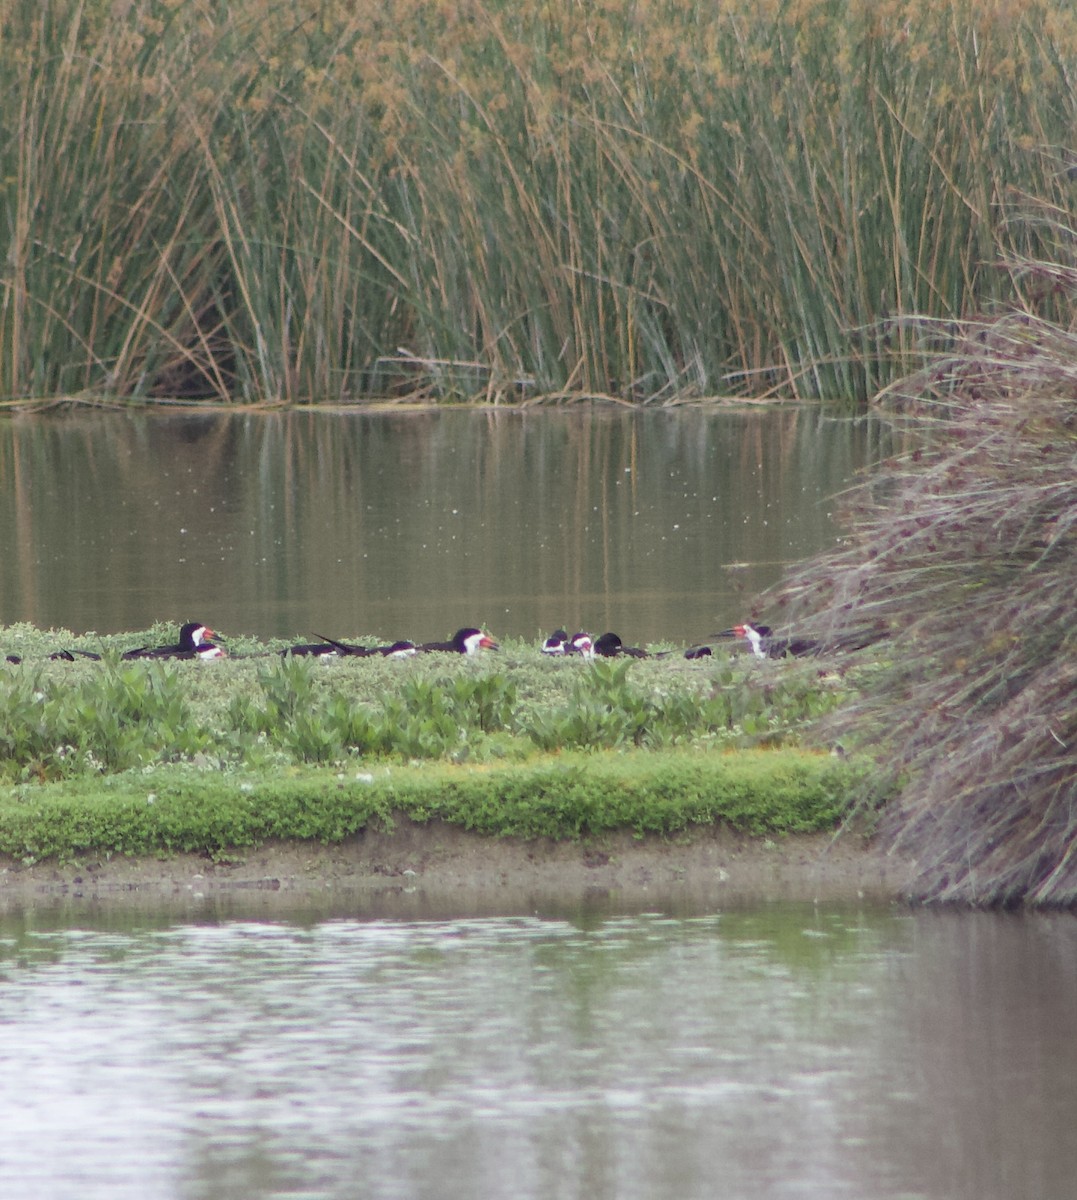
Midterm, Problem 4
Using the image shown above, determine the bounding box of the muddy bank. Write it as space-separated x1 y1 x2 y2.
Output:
0 820 913 917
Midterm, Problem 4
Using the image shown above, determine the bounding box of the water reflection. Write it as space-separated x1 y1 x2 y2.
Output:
0 407 890 644
0 906 1075 1200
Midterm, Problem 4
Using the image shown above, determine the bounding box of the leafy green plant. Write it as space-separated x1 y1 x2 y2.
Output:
227 657 345 763
0 629 862 782
0 658 207 780
524 660 646 750
521 659 844 752
373 674 513 759
0 667 63 778
224 661 518 763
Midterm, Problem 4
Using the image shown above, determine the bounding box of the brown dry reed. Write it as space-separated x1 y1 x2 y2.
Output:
773 196 1077 906
2 0 1077 404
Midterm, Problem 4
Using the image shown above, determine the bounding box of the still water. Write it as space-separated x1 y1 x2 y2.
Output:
2 901 1076 1200
0 406 889 645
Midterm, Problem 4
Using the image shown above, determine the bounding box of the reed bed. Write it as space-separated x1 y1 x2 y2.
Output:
1 0 1075 403
771 209 1077 906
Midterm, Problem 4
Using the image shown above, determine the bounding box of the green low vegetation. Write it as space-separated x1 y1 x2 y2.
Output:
0 634 879 864
0 751 866 865
2 0 1075 404
0 637 851 782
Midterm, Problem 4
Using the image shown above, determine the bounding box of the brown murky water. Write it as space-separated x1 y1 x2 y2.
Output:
0 406 889 646
1 902 1075 1199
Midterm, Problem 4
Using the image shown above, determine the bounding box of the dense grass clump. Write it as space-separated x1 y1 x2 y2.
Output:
771 220 1077 906
1 0 1075 403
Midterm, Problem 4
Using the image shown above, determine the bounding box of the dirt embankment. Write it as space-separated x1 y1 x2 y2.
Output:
0 820 913 916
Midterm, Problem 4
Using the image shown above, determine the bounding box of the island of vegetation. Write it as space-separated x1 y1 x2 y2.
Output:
0 1 1074 908
0 633 892 899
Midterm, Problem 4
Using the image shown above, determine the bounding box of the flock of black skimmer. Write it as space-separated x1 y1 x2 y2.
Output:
539 624 839 660
6 621 859 665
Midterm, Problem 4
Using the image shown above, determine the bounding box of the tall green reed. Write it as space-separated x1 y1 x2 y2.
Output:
1 0 1074 403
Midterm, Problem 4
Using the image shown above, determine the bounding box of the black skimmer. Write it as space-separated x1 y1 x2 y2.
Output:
284 635 417 658
308 634 383 657
683 644 713 660
541 630 569 655
567 632 594 657
417 627 498 655
309 634 378 657
123 622 225 660
281 639 340 657
592 632 648 658
49 648 102 662
717 623 818 660
376 640 419 658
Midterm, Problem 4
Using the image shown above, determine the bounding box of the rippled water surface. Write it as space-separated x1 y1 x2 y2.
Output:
2 903 1076 1199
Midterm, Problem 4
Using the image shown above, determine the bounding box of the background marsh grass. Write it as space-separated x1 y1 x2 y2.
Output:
1 0 1076 403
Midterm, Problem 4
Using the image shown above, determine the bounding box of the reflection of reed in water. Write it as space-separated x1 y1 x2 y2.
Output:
0 408 889 641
